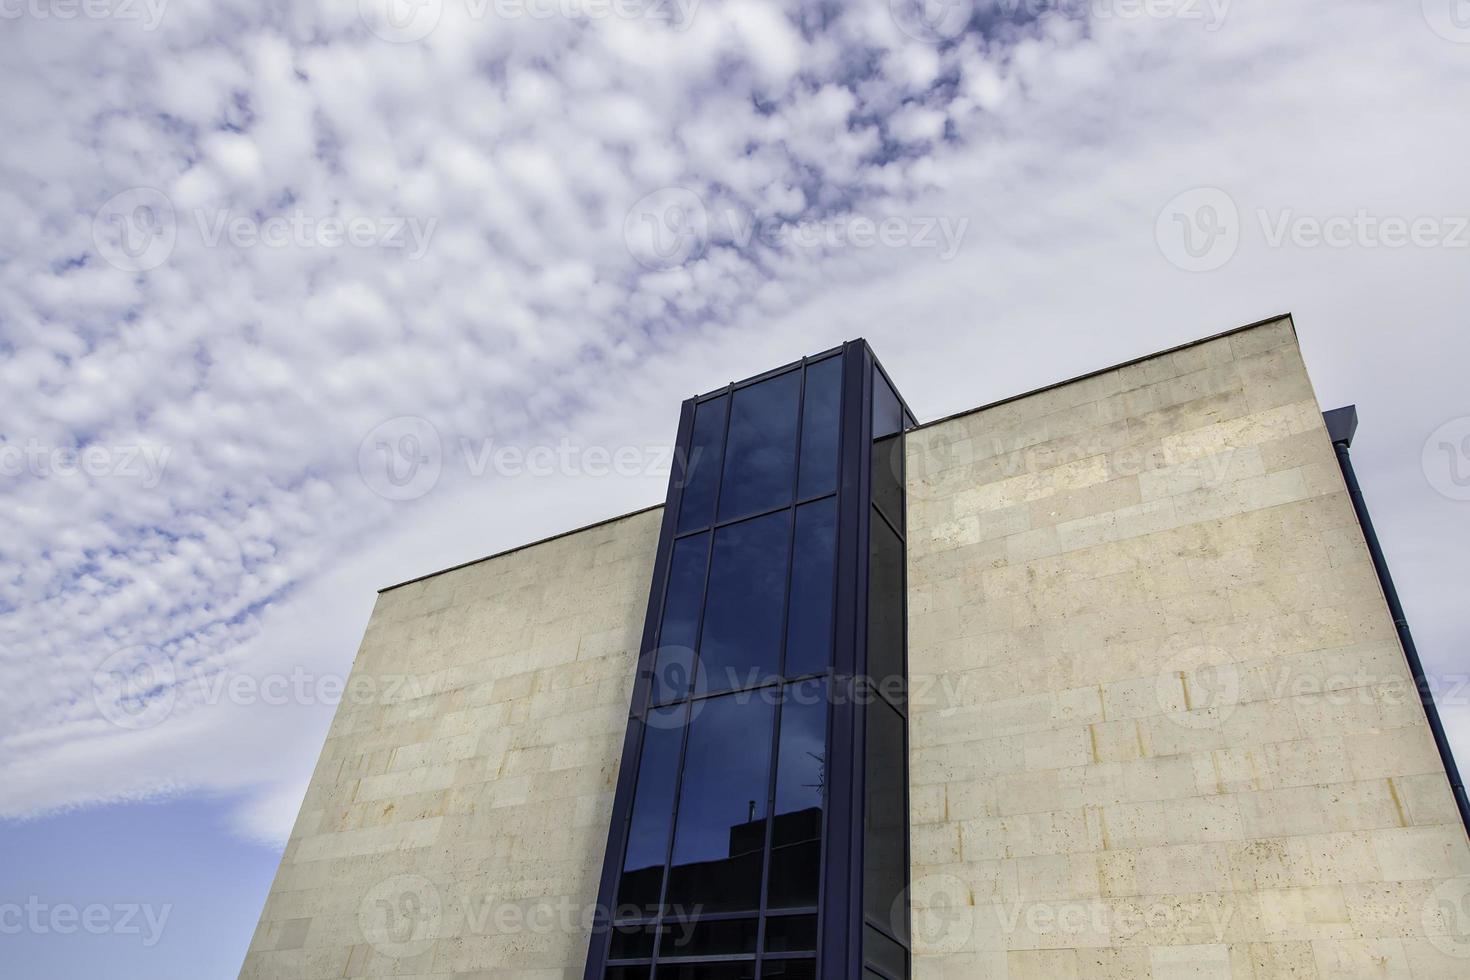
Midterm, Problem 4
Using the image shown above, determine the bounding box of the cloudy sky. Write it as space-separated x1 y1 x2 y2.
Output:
1 0 1468 975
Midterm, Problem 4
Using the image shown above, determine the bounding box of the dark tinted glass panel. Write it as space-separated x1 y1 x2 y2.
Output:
608 923 658 960
666 694 775 913
718 370 800 521
660 917 758 958
784 499 836 679
678 396 729 533
872 368 903 440
868 513 905 705
656 964 757 980
699 511 790 693
764 914 818 952
762 960 816 979
605 968 651 980
616 704 686 915
767 681 827 909
864 924 908 976
797 356 842 499
864 699 907 944
652 533 709 703
871 432 903 531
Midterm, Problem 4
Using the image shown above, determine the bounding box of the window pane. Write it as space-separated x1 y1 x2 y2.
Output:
666 694 775 914
609 923 658 960
864 924 908 977
605 968 651 980
699 511 790 693
767 680 827 910
655 964 757 980
797 356 842 499
872 368 903 441
867 512 905 705
652 533 709 703
718 370 800 521
678 396 729 533
784 499 836 679
659 917 759 958
763 960 817 979
871 432 903 532
863 698 907 944
616 704 686 916
764 914 818 952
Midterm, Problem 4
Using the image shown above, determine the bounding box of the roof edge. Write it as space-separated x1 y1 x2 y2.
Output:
910 312 1295 434
377 502 665 594
378 312 1295 594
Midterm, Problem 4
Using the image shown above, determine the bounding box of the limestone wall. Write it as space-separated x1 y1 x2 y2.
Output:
240 508 660 978
905 316 1470 979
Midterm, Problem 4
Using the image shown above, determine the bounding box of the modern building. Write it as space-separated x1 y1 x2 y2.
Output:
242 315 1470 979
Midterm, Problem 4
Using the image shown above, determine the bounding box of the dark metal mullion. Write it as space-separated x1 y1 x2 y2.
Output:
649 384 737 977
586 399 698 980
671 490 837 542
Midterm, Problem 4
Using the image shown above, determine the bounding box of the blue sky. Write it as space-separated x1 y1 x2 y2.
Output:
3 0 1470 976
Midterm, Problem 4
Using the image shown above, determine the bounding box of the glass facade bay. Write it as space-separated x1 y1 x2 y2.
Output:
587 342 913 979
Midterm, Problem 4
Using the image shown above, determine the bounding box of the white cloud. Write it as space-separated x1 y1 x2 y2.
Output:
1 0 1468 846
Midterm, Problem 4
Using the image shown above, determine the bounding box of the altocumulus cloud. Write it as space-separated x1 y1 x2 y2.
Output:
2 0 1469 843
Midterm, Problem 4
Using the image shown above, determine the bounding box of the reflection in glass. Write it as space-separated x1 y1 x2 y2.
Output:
718 370 801 521
652 533 709 703
867 513 905 704
699 511 790 693
764 914 819 952
604 967 652 980
864 923 908 977
767 681 828 909
871 432 903 531
763 960 816 979
863 698 907 944
798 356 842 499
666 694 775 914
785 499 837 679
678 396 729 533
659 918 759 958
655 963 757 980
617 704 687 916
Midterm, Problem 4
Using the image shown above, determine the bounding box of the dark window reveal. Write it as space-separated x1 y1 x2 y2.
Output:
868 515 906 705
863 698 908 945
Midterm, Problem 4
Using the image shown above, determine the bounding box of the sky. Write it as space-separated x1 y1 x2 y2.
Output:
1 0 1468 976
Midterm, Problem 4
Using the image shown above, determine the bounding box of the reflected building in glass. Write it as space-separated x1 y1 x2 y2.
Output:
586 342 915 980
